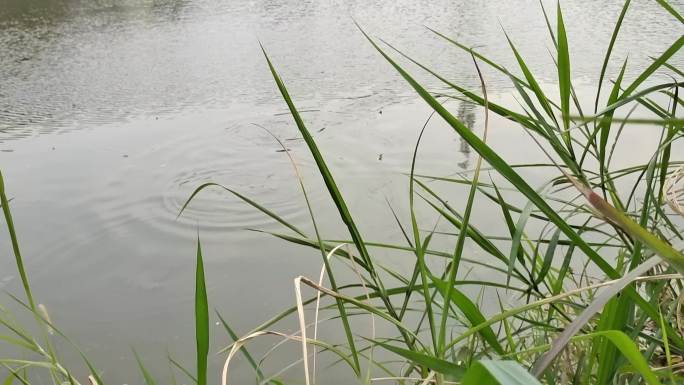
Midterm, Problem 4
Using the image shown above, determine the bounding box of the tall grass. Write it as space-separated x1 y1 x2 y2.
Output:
0 1 682 384
211 1 683 384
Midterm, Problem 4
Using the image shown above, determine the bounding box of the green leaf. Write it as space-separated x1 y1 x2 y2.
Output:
431 277 505 356
534 228 560 286
461 360 543 385
592 331 662 385
0 171 35 311
373 340 465 378
655 0 684 24
556 2 572 135
261 45 371 372
619 35 684 99
594 0 630 112
195 238 209 385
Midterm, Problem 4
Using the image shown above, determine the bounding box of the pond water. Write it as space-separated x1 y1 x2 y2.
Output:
0 0 682 383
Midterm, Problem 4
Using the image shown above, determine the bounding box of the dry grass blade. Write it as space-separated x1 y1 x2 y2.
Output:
312 244 344 382
294 277 311 385
530 255 665 376
220 329 355 385
665 165 684 217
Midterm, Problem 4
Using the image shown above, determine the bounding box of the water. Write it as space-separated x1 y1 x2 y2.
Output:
0 0 682 383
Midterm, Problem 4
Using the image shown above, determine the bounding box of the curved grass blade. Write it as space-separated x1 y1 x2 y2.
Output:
178 182 305 237
571 175 684 271
407 103 439 353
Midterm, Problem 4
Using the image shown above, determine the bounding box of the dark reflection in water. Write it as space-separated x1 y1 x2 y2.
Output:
456 100 476 169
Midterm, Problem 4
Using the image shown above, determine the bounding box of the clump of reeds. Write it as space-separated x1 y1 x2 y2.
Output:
207 1 683 384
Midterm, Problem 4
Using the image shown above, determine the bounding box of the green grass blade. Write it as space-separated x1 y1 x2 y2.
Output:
655 0 684 23
507 199 535 288
133 349 158 385
431 278 505 355
503 32 559 128
575 180 684 272
261 43 415 371
260 44 376 279
534 228 560 286
408 107 439 353
556 2 572 137
594 0 630 112
539 0 558 48
658 86 679 210
461 360 543 385
596 58 628 199
0 171 35 311
179 182 306 237
372 339 465 378
381 40 544 137
194 238 209 385
168 354 198 383
215 311 263 381
619 35 684 99
439 54 492 356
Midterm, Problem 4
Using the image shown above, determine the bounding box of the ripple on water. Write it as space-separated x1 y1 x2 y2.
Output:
86 119 328 241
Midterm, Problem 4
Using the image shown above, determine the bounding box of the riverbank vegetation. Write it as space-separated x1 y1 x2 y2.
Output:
1 1 683 384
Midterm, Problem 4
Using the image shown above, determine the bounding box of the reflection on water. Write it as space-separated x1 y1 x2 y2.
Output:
0 0 682 382
456 100 476 169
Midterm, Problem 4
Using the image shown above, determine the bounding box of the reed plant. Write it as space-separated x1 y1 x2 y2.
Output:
0 1 682 384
